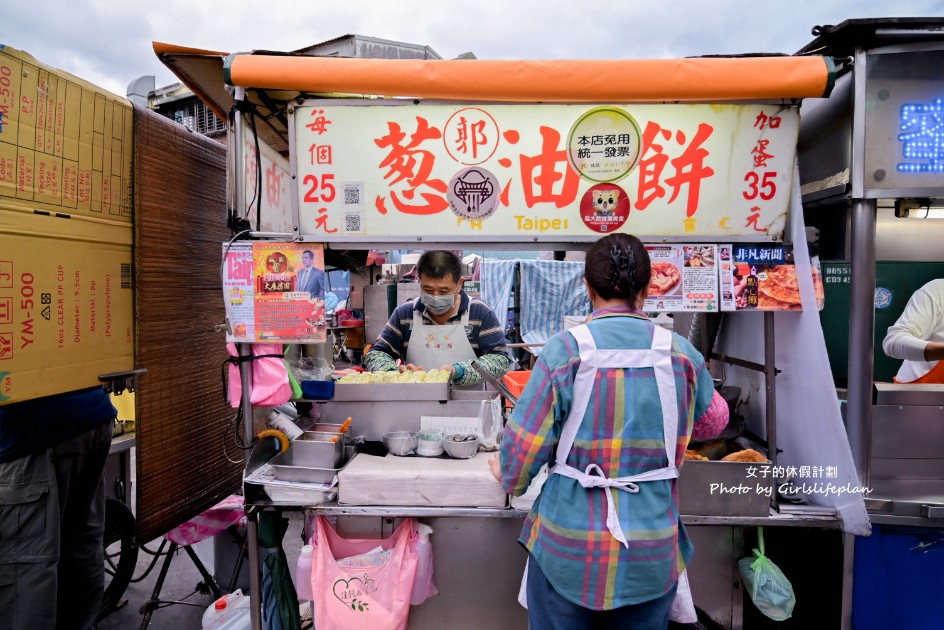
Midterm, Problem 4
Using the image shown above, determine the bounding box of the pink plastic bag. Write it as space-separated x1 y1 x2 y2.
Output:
225 343 293 408
311 516 419 630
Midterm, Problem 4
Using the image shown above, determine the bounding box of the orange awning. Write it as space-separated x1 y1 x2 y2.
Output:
222 55 835 102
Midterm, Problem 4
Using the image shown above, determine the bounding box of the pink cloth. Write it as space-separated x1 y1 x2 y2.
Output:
165 495 246 546
691 389 730 442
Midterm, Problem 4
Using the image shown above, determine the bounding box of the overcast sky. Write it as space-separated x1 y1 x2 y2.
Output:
3 1 943 97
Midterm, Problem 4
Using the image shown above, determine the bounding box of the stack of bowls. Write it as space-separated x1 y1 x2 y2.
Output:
417 429 444 457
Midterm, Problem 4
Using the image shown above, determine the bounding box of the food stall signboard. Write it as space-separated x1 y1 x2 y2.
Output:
718 244 824 312
644 244 719 312
222 241 327 343
293 102 799 241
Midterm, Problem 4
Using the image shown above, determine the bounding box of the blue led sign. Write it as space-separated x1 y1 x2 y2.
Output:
898 98 944 173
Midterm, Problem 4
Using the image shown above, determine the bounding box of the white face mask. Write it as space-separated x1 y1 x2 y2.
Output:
420 291 456 315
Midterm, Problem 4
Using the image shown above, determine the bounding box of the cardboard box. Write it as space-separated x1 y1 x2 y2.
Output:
0 207 133 404
0 46 135 404
0 46 134 221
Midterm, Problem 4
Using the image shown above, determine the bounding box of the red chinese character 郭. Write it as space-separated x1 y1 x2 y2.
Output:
518 126 579 209
751 139 774 168
455 117 488 160
374 117 448 215
306 109 333 135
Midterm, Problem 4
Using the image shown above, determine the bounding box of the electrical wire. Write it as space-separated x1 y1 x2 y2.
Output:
224 410 247 464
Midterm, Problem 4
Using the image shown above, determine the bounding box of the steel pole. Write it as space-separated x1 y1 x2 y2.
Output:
847 198 876 489
764 311 777 473
233 87 263 630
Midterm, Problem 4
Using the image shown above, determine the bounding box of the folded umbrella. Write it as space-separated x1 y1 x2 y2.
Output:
258 511 301 630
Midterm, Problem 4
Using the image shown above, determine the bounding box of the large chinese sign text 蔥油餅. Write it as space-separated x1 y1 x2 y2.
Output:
293 101 798 240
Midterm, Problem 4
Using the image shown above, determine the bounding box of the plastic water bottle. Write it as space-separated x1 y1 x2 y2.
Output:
295 544 314 601
202 589 251 629
268 410 303 440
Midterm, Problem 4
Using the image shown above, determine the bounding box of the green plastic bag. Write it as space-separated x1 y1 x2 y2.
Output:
284 346 303 400
738 527 795 621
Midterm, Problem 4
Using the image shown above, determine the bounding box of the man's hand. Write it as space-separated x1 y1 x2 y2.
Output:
488 454 502 482
398 363 423 373
438 364 457 381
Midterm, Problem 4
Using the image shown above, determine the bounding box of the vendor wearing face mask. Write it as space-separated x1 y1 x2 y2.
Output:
365 250 510 387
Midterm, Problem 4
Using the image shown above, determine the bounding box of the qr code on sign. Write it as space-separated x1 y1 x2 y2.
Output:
344 213 362 233
343 183 362 206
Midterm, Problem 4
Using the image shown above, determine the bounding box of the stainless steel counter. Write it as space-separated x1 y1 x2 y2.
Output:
869 383 944 522
303 501 843 528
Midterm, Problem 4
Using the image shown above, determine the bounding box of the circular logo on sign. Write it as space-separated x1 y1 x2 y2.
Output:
448 167 500 220
443 108 501 165
579 184 630 233
567 107 642 183
265 251 290 274
874 287 893 309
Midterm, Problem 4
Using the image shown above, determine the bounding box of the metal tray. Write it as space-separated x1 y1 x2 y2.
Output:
332 382 450 402
270 449 354 484
291 436 344 469
678 460 772 517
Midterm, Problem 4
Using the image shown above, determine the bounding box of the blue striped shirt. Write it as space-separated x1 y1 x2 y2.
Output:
365 292 510 386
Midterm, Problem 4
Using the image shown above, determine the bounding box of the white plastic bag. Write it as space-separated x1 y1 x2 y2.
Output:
410 523 438 605
669 570 698 623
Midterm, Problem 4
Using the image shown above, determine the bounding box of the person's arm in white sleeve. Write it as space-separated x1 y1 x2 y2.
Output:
883 281 944 362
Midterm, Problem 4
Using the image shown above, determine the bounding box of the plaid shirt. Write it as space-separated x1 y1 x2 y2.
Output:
500 307 720 610
365 292 510 387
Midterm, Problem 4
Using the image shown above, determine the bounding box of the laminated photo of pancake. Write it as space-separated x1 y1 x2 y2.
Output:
758 265 803 310
757 264 825 311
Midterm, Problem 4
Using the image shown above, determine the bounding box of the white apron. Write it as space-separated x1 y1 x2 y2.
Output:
518 322 697 623
405 305 477 369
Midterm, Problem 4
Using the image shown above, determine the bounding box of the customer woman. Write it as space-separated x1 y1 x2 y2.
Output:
490 233 729 629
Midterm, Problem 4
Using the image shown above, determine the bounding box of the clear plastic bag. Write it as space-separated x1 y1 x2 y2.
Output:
476 397 502 451
738 527 795 621
289 356 334 382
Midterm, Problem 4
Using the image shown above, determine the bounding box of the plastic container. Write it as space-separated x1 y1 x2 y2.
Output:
503 370 532 408
296 544 314 601
417 429 444 457
268 410 304 440
202 589 251 629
